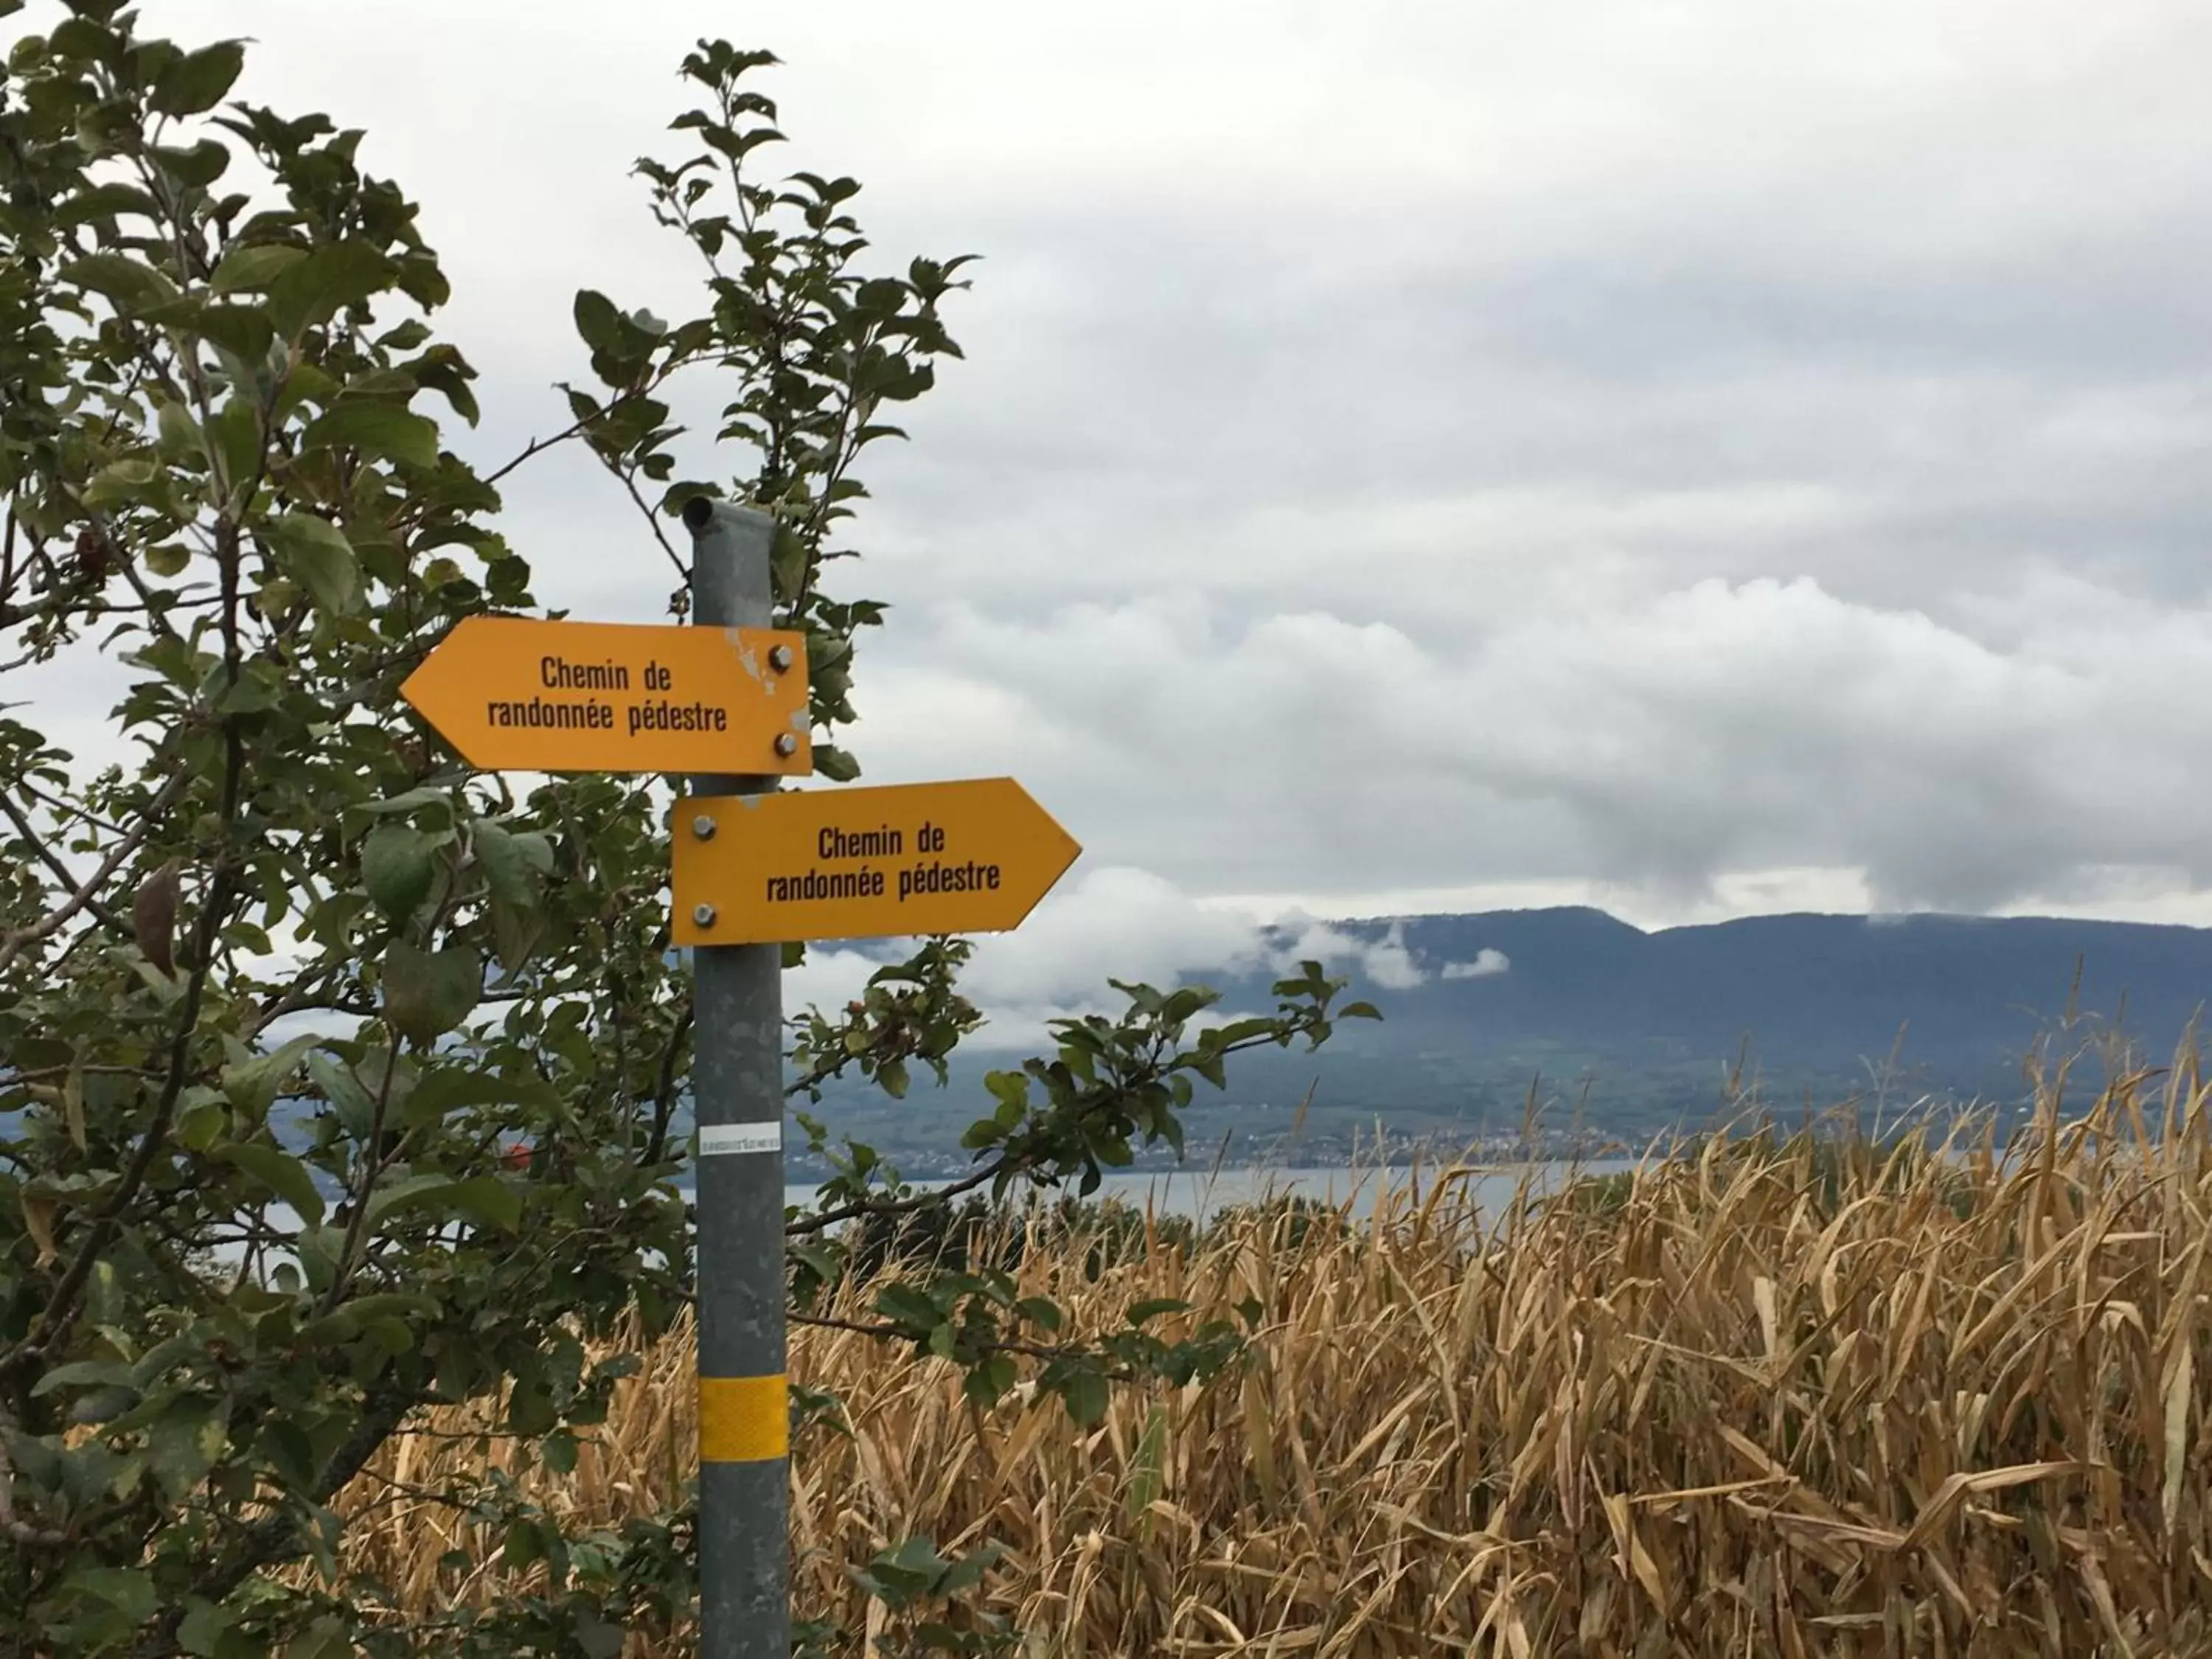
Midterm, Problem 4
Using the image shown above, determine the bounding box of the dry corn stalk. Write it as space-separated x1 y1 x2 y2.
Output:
330 1055 2212 1656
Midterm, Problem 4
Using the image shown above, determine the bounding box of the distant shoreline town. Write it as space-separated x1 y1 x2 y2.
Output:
782 1124 1638 1187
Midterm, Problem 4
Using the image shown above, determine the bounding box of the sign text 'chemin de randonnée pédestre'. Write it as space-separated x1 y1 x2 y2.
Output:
669 778 1079 947
399 616 810 774
482 653 737 739
760 818 1004 906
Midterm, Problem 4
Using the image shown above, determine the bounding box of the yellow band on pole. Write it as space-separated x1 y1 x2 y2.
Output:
699 1373 788 1464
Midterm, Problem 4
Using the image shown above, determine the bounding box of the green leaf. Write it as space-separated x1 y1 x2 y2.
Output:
220 1142 325 1225
48 16 113 59
1061 1368 1109 1427
177 1096 226 1151
306 1053 378 1137
471 821 550 905
490 893 549 977
572 289 626 355
265 240 392 342
52 1564 157 1624
813 744 860 783
220 1032 321 1120
67 1385 140 1426
963 1353 1017 1408
209 398 262 486
59 253 178 312
361 1172 454 1228
283 1615 352 1659
1124 1404 1166 1519
151 40 245 115
149 140 230 189
211 243 304 294
352 787 459 826
53 181 157 228
381 942 482 1045
80 457 159 509
301 401 439 469
194 305 278 363
447 1175 522 1231
175 1598 234 1657
874 1283 938 1329
155 397 203 459
404 1067 522 1127
30 1359 136 1398
130 1335 202 1392
262 512 361 615
361 822 437 920
145 1396 229 1502
503 1516 546 1573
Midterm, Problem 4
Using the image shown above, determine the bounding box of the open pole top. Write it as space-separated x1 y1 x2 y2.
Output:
685 495 777 630
684 498 781 801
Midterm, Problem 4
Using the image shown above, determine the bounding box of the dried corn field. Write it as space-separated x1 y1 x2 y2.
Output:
336 1057 2212 1655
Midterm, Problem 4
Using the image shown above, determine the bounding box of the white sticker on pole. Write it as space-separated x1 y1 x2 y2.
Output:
698 1123 782 1156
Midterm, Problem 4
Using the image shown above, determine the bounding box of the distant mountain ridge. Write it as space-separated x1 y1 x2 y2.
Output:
801 905 2212 1154
207 905 2212 1166
1180 905 2212 1131
1300 905 2211 1043
29 905 2196 1171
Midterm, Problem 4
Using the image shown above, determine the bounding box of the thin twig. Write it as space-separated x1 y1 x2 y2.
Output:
616 463 689 578
481 379 689 490
321 1042 406 1315
785 1161 1005 1238
0 783 131 941
1 847 242 1380
0 769 190 975
641 1002 696 1168
0 1436 69 1548
788 1309 1127 1370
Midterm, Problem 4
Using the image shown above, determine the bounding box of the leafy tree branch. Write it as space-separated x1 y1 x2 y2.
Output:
0 13 1372 1654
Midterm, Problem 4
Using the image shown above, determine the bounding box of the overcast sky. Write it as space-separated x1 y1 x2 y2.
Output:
22 1 2212 1031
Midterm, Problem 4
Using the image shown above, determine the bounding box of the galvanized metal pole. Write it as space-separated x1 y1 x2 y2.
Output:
683 495 789 1657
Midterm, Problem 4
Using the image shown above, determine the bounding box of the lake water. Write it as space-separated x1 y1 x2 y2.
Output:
779 1159 1646 1224
206 1158 1644 1271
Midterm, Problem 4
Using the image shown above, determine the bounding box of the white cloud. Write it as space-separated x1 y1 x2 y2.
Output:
779 871 1450 1049
1269 919 1427 992
1442 950 1512 981
836 574 2212 917
13 0 2212 938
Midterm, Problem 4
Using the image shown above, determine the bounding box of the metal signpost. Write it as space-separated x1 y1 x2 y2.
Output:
681 498 793 1658
399 495 1082 1658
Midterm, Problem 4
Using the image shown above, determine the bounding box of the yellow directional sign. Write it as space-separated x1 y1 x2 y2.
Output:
670 778 1080 946
400 616 811 775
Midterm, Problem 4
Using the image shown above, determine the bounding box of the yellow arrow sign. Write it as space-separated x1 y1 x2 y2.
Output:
400 616 811 775
670 778 1080 946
